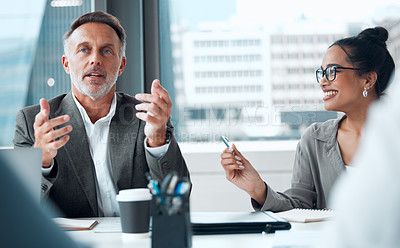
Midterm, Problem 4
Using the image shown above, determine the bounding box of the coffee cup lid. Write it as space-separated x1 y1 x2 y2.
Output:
117 188 152 202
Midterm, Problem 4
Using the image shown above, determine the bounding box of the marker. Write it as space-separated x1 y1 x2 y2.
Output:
145 172 161 195
174 181 191 195
166 174 179 194
161 171 178 194
148 180 161 195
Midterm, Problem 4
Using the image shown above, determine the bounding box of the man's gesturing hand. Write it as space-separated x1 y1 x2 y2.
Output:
33 98 72 167
135 79 172 147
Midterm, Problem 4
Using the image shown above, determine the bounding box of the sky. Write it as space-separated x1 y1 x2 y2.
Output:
0 0 46 39
2 0 400 36
177 0 400 31
236 0 400 23
175 0 236 29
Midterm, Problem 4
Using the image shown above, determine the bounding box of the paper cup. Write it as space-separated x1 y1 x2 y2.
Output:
117 188 152 238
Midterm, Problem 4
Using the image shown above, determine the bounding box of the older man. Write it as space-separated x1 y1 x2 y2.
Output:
13 11 189 217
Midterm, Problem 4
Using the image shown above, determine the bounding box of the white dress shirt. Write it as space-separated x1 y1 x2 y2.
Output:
72 93 118 217
43 92 169 217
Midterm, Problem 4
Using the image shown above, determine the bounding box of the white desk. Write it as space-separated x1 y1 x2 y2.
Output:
67 217 328 248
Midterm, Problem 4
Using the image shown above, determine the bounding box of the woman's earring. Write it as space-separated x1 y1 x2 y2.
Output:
363 87 368 98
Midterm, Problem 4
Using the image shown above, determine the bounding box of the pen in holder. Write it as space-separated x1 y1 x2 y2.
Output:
151 191 192 248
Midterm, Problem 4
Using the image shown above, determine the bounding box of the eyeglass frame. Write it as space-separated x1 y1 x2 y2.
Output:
316 65 362 84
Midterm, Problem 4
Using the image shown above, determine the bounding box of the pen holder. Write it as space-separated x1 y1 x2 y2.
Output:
151 193 192 248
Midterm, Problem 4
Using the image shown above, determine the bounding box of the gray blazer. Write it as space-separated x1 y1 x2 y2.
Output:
253 116 346 212
13 92 189 217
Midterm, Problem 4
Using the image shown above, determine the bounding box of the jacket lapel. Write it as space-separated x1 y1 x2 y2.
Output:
109 93 140 192
322 117 346 176
53 92 98 216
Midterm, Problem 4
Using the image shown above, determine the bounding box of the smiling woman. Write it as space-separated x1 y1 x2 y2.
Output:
150 0 400 211
219 26 395 212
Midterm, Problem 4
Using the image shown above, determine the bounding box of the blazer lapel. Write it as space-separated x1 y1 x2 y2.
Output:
109 93 140 192
323 117 346 176
53 92 98 216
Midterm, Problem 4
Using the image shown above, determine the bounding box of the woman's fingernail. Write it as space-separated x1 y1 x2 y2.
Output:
239 165 245 169
235 155 241 161
236 161 242 165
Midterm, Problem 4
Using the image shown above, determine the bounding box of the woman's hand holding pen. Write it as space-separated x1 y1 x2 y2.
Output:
220 144 267 206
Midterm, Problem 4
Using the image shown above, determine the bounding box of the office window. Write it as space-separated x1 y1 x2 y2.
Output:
271 36 283 44
318 36 329 43
289 84 300 89
273 84 285 90
159 0 400 142
287 36 298 44
303 53 314 59
288 68 300 74
304 83 318 89
302 36 314 43
271 53 284 59
304 68 315 74
274 99 286 105
289 99 301 104
3 0 400 146
0 0 91 146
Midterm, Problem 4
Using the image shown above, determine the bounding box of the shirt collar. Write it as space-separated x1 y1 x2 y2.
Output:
310 114 347 143
72 92 117 125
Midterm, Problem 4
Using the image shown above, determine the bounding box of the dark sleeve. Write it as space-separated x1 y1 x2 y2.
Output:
13 107 58 198
13 109 36 147
145 120 190 183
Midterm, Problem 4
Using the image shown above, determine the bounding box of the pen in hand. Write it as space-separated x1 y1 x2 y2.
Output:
221 135 235 154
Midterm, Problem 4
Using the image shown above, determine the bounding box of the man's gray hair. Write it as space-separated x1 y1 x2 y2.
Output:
63 11 126 58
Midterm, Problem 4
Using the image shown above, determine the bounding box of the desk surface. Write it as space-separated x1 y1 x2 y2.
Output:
67 217 327 248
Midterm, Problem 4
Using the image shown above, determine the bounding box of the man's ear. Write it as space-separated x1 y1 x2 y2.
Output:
118 56 126 76
62 55 70 74
364 71 378 89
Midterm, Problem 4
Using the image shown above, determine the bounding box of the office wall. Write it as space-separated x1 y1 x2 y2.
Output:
181 141 297 211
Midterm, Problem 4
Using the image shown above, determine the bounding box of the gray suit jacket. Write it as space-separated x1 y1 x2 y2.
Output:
13 92 189 217
252 116 346 212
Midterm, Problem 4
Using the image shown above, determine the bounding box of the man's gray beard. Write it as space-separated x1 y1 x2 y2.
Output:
70 71 117 101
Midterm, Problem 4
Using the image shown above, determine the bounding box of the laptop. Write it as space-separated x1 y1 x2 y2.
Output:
0 147 42 202
0 147 88 248
191 211 291 235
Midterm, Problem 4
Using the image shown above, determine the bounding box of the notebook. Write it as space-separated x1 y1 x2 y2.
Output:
191 211 291 235
53 218 99 231
0 147 42 202
276 208 335 223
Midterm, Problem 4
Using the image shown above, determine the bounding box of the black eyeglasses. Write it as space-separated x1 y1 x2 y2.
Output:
316 65 361 84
